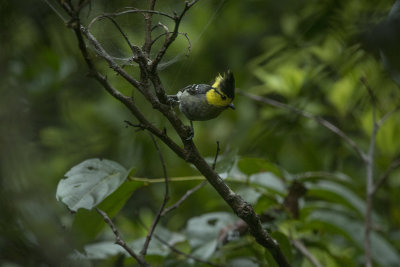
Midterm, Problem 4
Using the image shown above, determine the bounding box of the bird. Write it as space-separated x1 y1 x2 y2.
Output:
168 70 235 138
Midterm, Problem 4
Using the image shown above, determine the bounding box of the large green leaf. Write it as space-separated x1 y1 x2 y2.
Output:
71 178 143 245
249 172 286 194
306 181 365 216
306 210 400 267
237 157 282 177
186 212 237 249
56 158 128 212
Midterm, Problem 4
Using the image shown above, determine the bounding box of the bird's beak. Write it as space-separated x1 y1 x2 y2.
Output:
228 103 235 110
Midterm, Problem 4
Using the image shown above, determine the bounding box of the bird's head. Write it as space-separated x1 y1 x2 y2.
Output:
206 70 235 109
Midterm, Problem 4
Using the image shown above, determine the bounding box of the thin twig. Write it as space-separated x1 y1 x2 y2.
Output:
96 208 149 266
361 77 377 267
88 14 141 58
88 9 175 28
151 0 199 70
239 90 367 161
212 141 221 170
140 134 170 256
143 0 157 54
161 140 220 216
152 232 222 267
372 157 400 194
151 31 191 57
161 180 207 216
292 240 323 267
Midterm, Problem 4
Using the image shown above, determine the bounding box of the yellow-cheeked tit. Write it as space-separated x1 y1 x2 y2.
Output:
169 70 235 130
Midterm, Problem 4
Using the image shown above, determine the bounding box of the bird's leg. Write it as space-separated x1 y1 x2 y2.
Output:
186 120 194 140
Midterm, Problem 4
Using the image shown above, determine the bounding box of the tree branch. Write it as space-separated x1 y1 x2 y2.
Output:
239 90 367 161
361 77 377 267
96 208 150 267
57 2 291 266
372 157 400 194
140 134 170 256
292 240 323 267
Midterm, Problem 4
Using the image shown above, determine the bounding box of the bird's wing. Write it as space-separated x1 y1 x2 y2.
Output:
180 84 212 95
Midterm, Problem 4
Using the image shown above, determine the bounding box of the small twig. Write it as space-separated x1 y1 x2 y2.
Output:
96 208 149 266
161 141 220 216
372 157 400 195
88 14 141 59
212 141 221 170
361 77 377 267
151 31 191 57
140 134 170 256
240 90 367 161
143 0 157 54
152 233 222 267
136 217 220 266
124 120 146 131
161 180 207 216
151 0 199 70
89 9 175 26
292 240 323 267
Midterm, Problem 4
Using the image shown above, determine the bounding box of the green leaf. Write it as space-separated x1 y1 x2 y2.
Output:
186 212 237 249
271 231 293 264
71 178 143 245
71 241 126 260
306 210 400 267
228 258 259 267
130 227 186 257
56 158 128 211
237 157 282 176
306 181 365 216
249 172 286 194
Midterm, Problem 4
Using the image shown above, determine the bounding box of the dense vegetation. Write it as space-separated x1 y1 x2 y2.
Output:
1 0 400 266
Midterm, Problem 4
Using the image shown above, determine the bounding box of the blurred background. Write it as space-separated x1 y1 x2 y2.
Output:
1 0 400 266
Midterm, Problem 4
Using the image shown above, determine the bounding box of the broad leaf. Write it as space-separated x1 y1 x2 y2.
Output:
72 178 143 245
186 212 237 249
56 158 128 211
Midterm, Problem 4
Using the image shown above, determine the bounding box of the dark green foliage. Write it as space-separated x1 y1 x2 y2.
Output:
1 0 400 266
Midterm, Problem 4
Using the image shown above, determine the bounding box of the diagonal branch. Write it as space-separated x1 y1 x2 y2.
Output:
57 2 291 266
96 208 150 267
372 157 400 194
240 90 367 161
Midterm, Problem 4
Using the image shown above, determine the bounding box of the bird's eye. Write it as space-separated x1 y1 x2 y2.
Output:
221 95 226 100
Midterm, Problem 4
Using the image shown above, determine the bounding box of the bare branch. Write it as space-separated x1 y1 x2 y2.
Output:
212 141 221 170
96 208 149 266
151 0 199 70
161 180 207 216
361 77 377 267
372 157 400 194
292 240 323 267
240 90 367 161
57 2 292 266
152 232 222 267
89 9 175 26
87 14 141 59
143 0 157 55
140 134 170 256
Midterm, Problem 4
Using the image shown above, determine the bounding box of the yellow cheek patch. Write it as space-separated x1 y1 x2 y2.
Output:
206 89 233 107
